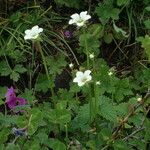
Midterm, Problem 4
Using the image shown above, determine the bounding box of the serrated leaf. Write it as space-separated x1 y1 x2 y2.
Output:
144 19 150 29
99 96 117 122
99 128 112 141
113 140 132 150
35 74 50 93
0 61 11 76
50 139 66 150
6 143 20 150
10 71 20 82
28 108 45 135
19 88 35 103
95 0 120 25
137 35 150 61
79 33 100 54
47 109 71 125
71 104 90 131
14 64 27 73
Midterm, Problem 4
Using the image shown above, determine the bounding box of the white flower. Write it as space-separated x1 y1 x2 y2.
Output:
89 53 94 59
69 63 74 68
24 25 43 40
69 11 91 27
73 70 92 86
96 81 101 85
108 71 113 76
137 97 142 102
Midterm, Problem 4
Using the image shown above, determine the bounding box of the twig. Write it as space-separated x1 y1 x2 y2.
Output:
123 127 145 141
112 91 150 140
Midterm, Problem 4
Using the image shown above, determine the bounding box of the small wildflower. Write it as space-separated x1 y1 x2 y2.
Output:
12 127 27 137
73 70 92 86
89 53 94 59
69 11 91 27
69 63 74 68
108 71 113 76
24 25 43 40
64 30 72 38
5 87 27 110
96 81 101 85
137 97 142 102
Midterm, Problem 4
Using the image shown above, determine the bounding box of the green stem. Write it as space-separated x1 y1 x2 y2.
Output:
83 29 89 68
35 41 54 98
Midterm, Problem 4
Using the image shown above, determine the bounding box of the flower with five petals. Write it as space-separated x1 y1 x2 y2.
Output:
24 25 43 40
73 70 92 86
69 11 91 27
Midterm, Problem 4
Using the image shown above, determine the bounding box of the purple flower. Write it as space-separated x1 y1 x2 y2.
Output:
12 127 27 136
6 87 27 110
64 30 72 38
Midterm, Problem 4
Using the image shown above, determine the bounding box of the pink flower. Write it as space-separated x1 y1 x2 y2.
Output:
6 87 27 110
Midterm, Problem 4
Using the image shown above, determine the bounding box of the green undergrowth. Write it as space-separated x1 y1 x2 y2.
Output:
0 0 150 149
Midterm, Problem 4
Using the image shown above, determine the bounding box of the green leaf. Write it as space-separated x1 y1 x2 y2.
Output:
145 6 150 11
117 0 129 6
113 78 133 102
88 24 104 39
113 140 132 150
104 33 113 44
144 19 150 29
19 88 35 103
144 119 150 140
54 0 81 8
10 71 20 82
79 33 100 55
28 108 45 135
99 96 117 122
71 104 90 131
46 54 67 75
47 109 71 125
137 35 150 61
98 128 112 141
50 139 66 150
95 0 120 25
35 74 50 93
0 128 10 144
0 61 11 76
113 22 128 38
6 143 20 150
0 86 7 99
14 64 27 73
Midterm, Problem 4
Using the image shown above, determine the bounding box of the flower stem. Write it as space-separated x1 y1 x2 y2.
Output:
35 41 54 98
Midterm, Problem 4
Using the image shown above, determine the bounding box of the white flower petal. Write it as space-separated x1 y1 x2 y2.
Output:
31 25 39 32
38 28 43 33
84 70 91 76
78 81 85 86
69 19 75 24
71 13 80 21
86 75 92 82
25 29 31 35
73 77 79 83
80 11 91 21
24 35 31 40
76 71 84 77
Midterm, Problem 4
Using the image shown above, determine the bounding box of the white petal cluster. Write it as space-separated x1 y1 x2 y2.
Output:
96 81 101 85
69 11 91 27
73 70 92 86
108 71 113 76
24 25 43 40
89 53 94 59
69 63 74 68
